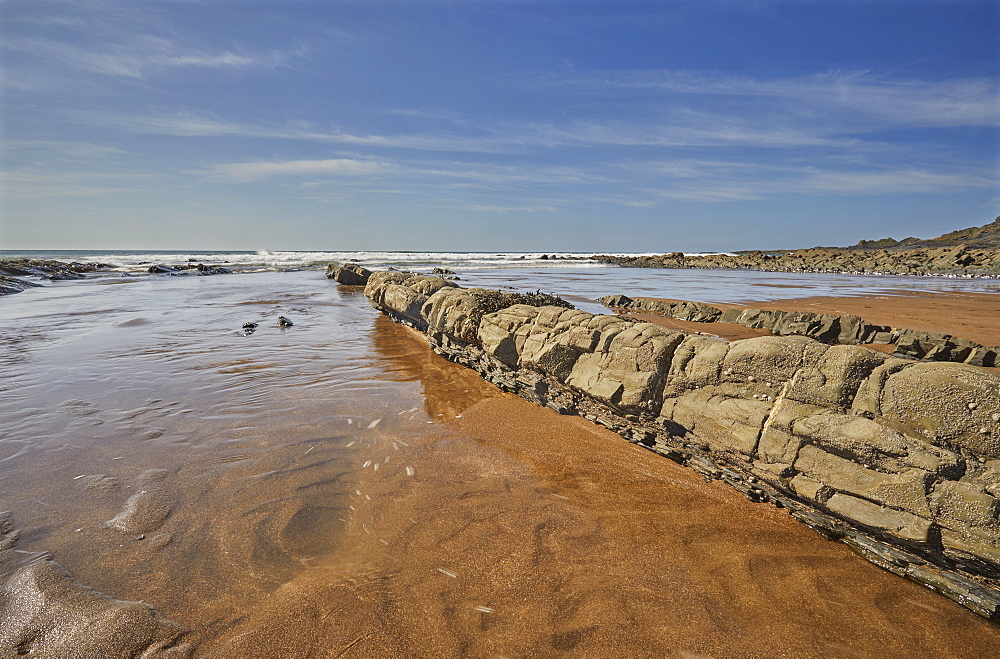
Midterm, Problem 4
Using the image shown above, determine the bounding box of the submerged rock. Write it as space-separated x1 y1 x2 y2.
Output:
148 264 181 274
278 316 294 327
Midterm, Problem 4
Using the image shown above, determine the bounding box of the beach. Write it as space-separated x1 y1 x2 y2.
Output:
2 263 1000 656
5 0 999 653
626 290 1000 361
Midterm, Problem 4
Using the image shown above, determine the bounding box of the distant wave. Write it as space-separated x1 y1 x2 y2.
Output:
0 250 646 274
0 249 729 275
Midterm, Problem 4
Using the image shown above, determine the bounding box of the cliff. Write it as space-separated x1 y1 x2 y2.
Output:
362 270 1000 620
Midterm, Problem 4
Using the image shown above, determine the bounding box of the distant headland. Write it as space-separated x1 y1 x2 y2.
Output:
596 217 1000 277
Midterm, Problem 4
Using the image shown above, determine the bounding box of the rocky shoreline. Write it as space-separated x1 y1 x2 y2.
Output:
0 258 241 295
594 244 1000 278
601 295 999 367
361 270 1000 620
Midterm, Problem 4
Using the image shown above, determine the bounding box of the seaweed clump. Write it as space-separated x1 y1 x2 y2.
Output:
468 289 574 326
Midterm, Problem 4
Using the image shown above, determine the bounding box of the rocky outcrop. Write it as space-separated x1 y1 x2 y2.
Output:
365 272 1000 619
594 244 1000 277
148 263 232 275
0 258 113 279
0 275 42 296
846 217 1000 252
326 263 372 286
0 259 115 292
0 512 192 657
600 295 999 367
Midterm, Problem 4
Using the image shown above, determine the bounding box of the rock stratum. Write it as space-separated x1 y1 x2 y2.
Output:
592 218 1000 276
847 216 1000 252
595 244 1000 277
362 270 1000 620
600 295 999 367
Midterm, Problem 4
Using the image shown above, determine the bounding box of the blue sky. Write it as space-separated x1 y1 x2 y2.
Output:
1 0 997 251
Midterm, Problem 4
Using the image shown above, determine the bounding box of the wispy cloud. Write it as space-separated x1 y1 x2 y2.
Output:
4 35 292 78
647 162 997 203
69 109 511 153
70 106 867 154
197 148 996 211
0 169 149 198
543 69 1000 128
204 158 387 181
461 204 557 213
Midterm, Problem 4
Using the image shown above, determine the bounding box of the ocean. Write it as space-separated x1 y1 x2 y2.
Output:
2 256 999 655
0 248 633 272
4 249 998 315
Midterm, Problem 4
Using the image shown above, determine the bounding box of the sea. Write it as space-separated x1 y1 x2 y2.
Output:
2 250 1000 655
3 248 998 314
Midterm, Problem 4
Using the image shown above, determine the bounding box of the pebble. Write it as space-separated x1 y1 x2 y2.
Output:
968 402 978 411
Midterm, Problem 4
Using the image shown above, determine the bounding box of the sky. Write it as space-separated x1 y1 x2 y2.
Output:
0 0 998 251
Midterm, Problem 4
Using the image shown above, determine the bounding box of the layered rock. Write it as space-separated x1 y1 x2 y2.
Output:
365 271 1000 619
325 263 372 286
594 244 1000 277
0 275 42 296
0 259 115 294
601 295 999 367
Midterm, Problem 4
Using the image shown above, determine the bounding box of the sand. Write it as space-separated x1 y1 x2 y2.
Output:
3 274 999 657
198 319 1000 657
626 290 1000 363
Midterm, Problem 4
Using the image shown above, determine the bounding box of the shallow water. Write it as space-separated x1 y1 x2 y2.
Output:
2 270 999 656
454 265 1000 313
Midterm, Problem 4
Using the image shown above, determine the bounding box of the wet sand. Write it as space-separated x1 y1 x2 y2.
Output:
201 320 1000 657
2 272 999 657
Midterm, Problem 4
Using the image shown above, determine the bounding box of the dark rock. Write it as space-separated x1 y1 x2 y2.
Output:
1 258 113 282
598 294 634 308
326 263 372 285
0 264 32 276
148 264 181 274
591 223 1000 277
277 316 293 327
0 275 43 295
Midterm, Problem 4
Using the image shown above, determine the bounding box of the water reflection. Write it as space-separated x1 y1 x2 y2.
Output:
367 314 503 420
1 270 999 657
